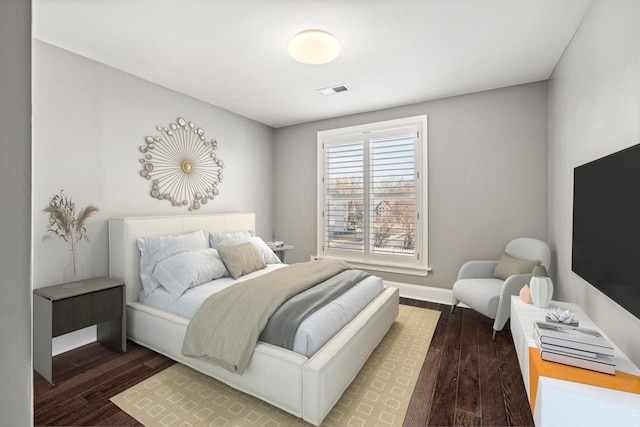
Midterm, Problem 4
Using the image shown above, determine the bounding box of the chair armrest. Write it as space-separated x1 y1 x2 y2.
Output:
457 260 498 280
493 273 532 331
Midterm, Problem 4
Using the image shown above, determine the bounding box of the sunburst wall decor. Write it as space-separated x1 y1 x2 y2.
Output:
139 117 224 210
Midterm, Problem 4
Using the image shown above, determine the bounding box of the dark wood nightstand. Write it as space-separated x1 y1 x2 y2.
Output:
33 277 126 383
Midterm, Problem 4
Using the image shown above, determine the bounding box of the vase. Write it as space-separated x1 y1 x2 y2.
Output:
530 276 553 308
519 284 532 304
62 249 83 283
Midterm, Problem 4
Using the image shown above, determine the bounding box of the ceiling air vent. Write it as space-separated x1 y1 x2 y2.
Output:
317 84 350 96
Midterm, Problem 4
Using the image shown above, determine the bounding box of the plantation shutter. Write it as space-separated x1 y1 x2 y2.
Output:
369 132 416 256
318 115 427 275
323 125 418 257
324 140 364 252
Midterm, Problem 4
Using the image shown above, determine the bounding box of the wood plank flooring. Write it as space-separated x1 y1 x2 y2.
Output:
34 299 534 426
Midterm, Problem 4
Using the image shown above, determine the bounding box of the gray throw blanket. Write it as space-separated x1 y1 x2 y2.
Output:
182 259 352 374
259 269 370 350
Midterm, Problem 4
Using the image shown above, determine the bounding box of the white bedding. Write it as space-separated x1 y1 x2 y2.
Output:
140 263 384 357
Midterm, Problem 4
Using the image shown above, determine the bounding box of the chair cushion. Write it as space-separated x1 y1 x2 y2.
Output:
452 278 504 319
492 252 539 280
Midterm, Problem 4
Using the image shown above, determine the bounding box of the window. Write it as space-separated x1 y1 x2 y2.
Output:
317 115 428 275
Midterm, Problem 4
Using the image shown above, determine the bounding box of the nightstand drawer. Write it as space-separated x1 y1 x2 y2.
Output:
52 286 123 337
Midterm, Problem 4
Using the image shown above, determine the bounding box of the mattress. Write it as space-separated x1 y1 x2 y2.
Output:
140 264 384 356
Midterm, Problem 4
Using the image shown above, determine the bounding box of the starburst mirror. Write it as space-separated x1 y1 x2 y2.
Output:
139 117 224 210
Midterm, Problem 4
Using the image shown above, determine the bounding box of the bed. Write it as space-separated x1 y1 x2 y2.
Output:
108 213 399 426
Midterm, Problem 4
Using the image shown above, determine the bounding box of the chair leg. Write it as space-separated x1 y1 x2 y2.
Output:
450 304 456 314
492 329 497 340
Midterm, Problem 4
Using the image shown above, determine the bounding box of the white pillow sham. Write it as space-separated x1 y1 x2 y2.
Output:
138 230 210 295
152 248 228 299
249 237 283 264
209 230 254 248
211 234 282 265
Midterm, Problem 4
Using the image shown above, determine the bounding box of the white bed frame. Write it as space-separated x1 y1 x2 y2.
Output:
108 213 399 426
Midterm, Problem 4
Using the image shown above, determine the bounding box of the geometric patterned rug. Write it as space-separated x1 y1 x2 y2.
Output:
111 305 440 426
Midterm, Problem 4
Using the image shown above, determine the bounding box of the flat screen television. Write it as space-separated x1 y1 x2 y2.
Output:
572 142 640 320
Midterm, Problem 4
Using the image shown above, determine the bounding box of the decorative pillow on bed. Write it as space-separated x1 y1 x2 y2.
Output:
209 230 254 248
211 235 282 265
138 230 210 295
492 252 539 280
217 242 267 279
151 248 229 299
247 237 283 264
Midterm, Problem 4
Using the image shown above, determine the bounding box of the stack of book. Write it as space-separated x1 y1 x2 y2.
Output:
533 321 616 375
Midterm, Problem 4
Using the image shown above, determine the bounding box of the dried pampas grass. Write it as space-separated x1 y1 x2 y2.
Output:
42 190 99 247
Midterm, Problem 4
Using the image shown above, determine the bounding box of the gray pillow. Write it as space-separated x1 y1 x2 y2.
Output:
492 252 539 280
152 248 229 299
218 242 267 279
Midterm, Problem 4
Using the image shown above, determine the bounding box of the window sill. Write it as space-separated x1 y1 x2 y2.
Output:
312 255 430 276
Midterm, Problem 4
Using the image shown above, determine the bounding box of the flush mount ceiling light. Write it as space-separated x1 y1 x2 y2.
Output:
289 30 340 65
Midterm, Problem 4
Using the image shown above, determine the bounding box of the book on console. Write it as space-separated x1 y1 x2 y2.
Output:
539 348 616 375
534 321 614 356
533 328 598 359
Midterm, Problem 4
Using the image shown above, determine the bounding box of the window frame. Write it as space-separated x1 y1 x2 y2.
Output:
317 115 429 276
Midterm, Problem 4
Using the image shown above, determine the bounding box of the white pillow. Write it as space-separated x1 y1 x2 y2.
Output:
212 235 282 265
152 248 228 299
209 230 254 249
138 230 210 295
248 237 283 264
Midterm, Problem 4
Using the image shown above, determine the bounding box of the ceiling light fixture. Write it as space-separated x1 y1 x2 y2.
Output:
289 30 340 65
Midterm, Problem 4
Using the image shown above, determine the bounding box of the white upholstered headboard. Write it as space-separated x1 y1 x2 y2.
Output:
109 213 256 303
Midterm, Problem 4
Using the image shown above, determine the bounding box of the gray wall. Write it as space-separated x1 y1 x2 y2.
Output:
33 41 276 354
274 82 549 289
549 0 640 365
0 0 32 425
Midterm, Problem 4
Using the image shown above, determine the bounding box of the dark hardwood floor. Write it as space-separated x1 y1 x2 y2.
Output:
401 298 533 427
34 299 534 426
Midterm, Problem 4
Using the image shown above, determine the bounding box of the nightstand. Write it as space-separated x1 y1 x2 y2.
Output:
271 244 293 262
33 277 126 383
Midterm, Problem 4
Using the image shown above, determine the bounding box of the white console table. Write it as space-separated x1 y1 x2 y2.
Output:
510 296 640 426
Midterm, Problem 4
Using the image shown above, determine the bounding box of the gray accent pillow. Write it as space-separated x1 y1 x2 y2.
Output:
492 252 539 280
152 248 229 299
218 242 267 279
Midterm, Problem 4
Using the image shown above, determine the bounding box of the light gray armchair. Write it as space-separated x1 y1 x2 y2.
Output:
451 238 550 339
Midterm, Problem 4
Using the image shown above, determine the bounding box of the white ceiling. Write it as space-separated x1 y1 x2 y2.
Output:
33 0 592 128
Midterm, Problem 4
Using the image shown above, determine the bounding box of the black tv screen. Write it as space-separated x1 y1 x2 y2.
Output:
572 142 640 320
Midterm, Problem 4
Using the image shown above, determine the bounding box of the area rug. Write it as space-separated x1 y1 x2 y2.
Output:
111 305 440 426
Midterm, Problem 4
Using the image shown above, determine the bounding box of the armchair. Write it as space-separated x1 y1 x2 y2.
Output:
451 238 550 339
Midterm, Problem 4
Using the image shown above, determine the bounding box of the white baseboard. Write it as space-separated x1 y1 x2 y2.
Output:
384 280 468 308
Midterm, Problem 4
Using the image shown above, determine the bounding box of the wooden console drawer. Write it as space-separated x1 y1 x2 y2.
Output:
52 286 124 337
